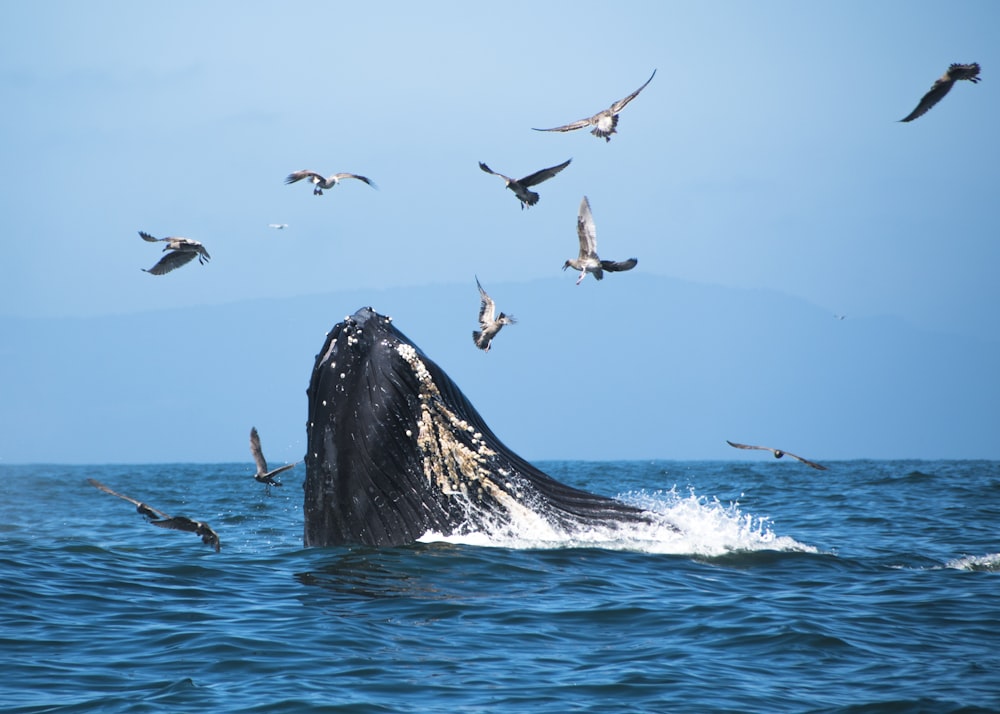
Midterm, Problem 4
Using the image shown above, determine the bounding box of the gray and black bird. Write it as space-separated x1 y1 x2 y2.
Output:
533 69 656 142
726 440 827 471
249 426 296 493
563 196 637 285
284 170 377 195
479 158 571 209
87 478 221 552
472 277 516 352
139 231 211 275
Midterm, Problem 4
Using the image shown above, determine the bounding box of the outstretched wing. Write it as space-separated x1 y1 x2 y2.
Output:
519 158 572 187
332 173 378 189
478 162 510 182
138 231 164 243
87 478 170 520
152 517 221 552
608 69 657 113
142 250 198 275
249 426 268 474
285 170 323 185
600 258 638 273
475 276 495 328
577 195 598 258
532 117 595 133
900 79 955 122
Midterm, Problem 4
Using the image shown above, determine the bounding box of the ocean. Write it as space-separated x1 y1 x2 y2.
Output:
1 460 998 713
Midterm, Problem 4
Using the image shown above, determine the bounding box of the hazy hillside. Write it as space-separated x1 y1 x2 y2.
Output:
2 274 997 463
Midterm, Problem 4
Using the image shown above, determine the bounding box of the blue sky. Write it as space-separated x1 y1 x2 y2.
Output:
1 2 998 463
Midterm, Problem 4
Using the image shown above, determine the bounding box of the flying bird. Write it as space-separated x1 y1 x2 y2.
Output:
139 231 211 275
472 277 516 352
267 223 288 230
87 478 221 551
900 62 981 122
249 426 296 492
284 170 377 195
533 69 656 142
725 440 828 471
479 158 571 209
563 195 637 285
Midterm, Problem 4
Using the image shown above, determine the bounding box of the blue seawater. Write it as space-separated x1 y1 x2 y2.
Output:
1 460 998 713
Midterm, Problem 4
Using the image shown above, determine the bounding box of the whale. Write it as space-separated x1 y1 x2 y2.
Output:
303 306 654 547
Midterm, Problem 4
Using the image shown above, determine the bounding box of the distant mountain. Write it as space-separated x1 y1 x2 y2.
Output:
1 275 997 463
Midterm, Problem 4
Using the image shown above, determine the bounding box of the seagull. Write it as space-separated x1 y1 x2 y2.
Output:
900 62 981 122
139 231 211 275
284 170 377 195
87 478 221 551
267 223 288 230
479 158 571 209
472 277 516 352
533 69 656 142
725 440 828 471
563 195 637 285
249 426 296 492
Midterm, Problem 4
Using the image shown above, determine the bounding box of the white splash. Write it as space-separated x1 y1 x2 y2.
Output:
418 486 815 556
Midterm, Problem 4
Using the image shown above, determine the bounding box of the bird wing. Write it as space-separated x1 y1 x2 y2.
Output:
577 195 598 258
478 162 510 181
332 173 377 189
518 158 572 187
264 462 297 480
152 517 221 552
780 451 828 471
285 170 322 185
608 69 657 113
475 276 496 327
531 117 596 133
87 478 171 520
142 250 198 275
900 79 955 122
726 440 777 455
138 231 164 243
600 258 638 273
249 426 268 474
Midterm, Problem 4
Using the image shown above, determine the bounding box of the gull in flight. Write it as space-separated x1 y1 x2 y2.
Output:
478 158 571 209
900 62 981 122
725 440 828 471
533 69 656 142
563 196 637 285
249 426 296 493
139 231 211 275
472 277 516 352
284 170 377 195
267 223 288 230
87 478 221 552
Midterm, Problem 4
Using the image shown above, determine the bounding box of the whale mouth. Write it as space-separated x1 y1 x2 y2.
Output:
303 307 653 547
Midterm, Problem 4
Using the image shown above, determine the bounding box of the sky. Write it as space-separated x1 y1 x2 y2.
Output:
1 2 998 464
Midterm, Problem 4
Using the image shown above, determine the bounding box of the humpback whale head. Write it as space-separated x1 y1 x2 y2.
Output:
304 307 650 547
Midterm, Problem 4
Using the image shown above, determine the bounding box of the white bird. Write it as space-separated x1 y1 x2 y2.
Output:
563 196 637 285
533 69 656 142
472 277 516 352
267 223 288 230
284 170 377 195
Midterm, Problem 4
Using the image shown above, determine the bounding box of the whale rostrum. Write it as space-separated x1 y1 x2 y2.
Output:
304 307 654 547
